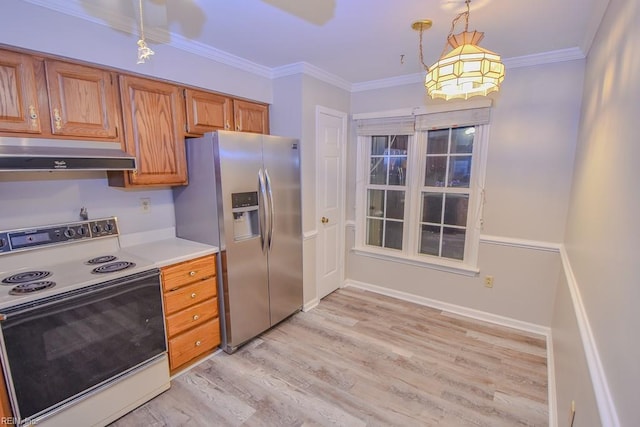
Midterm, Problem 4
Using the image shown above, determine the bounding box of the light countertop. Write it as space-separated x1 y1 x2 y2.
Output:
119 228 219 268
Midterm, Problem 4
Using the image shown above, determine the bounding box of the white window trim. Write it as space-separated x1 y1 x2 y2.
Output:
354 118 490 276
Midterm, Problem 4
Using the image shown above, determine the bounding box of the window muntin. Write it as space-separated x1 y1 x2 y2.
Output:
419 126 475 261
365 135 408 250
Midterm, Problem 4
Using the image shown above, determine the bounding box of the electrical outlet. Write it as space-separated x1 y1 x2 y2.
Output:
140 197 151 213
484 275 494 288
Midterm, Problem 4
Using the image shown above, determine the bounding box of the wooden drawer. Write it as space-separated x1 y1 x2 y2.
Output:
162 255 216 291
163 277 217 314
165 297 218 338
168 318 220 370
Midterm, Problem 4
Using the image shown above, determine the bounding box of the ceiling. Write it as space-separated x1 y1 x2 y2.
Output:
23 0 609 86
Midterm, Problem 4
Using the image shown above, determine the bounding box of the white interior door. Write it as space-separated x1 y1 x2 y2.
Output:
316 106 347 299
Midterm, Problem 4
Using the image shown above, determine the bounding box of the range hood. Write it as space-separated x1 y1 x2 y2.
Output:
0 137 137 172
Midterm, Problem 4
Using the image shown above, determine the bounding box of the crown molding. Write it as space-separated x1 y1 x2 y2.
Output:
503 47 586 69
351 47 586 92
271 62 352 92
22 0 272 78
351 73 424 93
21 0 588 92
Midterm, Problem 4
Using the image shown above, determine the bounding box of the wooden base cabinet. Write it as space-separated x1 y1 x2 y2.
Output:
161 254 220 374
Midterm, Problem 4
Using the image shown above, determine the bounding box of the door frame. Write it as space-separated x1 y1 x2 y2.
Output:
315 105 348 300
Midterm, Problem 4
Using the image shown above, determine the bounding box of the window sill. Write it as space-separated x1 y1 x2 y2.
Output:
351 246 480 277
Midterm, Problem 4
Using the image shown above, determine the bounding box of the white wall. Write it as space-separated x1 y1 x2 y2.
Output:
271 74 350 308
551 269 601 426
0 172 174 234
347 59 584 326
558 0 640 424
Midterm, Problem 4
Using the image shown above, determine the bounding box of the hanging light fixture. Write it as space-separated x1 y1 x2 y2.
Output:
412 0 505 100
136 0 155 64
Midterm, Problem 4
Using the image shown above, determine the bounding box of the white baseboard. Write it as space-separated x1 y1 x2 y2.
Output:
303 298 319 312
559 247 620 426
343 279 550 336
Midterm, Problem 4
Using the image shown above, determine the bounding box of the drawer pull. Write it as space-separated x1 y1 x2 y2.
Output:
190 292 197 298
195 340 202 347
189 271 196 277
193 314 200 321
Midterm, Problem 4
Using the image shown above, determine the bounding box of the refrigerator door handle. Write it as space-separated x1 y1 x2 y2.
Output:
264 168 275 251
258 168 269 254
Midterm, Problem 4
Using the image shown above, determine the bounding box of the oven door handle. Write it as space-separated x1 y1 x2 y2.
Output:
0 269 160 320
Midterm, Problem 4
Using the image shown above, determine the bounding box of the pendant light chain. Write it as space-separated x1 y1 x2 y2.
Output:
139 0 146 42
441 0 471 57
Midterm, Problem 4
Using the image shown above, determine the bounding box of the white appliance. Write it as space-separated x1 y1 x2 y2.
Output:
0 218 169 426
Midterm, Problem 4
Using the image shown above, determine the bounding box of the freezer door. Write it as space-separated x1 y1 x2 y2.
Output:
215 131 270 350
262 135 303 325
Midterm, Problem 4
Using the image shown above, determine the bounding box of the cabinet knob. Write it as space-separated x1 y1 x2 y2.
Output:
236 124 240 131
190 292 197 299
53 108 62 130
321 216 329 224
189 271 196 277
195 340 202 347
225 120 230 129
193 314 199 321
28 105 39 130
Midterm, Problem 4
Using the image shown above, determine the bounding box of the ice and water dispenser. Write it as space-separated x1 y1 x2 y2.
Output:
231 191 260 241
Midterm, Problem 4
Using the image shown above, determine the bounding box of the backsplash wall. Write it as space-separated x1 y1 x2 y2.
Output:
0 172 175 234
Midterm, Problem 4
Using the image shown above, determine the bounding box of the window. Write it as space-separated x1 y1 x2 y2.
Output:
354 107 489 274
365 135 408 250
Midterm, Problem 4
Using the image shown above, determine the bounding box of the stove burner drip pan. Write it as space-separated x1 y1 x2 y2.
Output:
2 271 52 285
92 261 136 274
9 281 56 295
86 255 118 265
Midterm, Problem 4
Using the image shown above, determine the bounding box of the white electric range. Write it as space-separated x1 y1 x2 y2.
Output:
0 217 169 427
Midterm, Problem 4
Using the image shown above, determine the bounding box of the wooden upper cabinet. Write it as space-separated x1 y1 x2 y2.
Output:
0 49 41 134
233 99 269 134
111 75 187 187
44 60 120 139
184 89 232 135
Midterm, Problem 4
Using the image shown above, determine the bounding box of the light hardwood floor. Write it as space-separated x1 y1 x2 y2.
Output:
111 287 548 426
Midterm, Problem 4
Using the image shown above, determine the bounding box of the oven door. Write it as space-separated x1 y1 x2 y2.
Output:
0 269 166 423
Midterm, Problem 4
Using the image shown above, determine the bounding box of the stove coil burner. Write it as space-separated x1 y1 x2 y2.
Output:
2 271 52 285
9 281 56 295
91 261 136 274
86 255 118 265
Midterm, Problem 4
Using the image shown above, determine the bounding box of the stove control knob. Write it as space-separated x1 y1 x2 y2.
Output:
64 228 76 238
104 223 114 232
92 224 103 234
77 226 88 236
0 238 5 249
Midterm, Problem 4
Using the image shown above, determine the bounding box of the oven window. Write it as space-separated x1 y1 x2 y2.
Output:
0 270 166 421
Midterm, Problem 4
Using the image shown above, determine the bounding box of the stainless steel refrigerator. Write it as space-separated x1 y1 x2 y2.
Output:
173 131 303 353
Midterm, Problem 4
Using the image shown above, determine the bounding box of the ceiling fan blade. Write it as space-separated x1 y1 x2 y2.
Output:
260 0 335 25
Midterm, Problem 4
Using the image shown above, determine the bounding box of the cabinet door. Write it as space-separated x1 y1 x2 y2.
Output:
44 60 120 139
117 75 187 186
233 99 269 134
184 89 232 135
0 50 41 134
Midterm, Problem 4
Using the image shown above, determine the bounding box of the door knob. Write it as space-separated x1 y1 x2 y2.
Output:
321 217 329 224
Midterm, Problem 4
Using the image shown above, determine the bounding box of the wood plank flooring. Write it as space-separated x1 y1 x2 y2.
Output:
111 287 548 426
